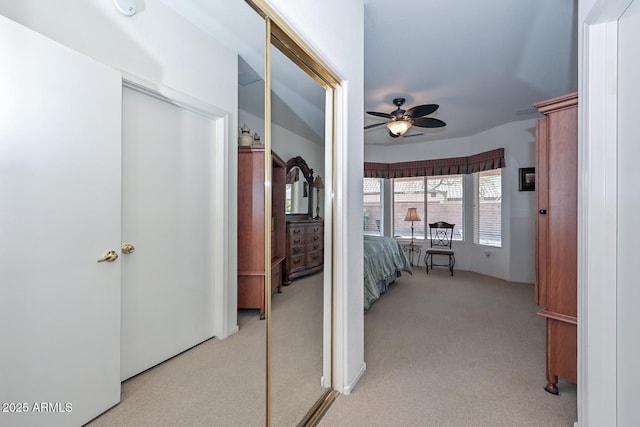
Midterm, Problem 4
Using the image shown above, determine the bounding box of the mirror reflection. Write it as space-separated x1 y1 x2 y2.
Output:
268 42 329 426
286 157 314 217
2 0 335 425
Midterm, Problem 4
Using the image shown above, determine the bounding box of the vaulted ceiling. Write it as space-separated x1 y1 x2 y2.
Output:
162 0 578 147
363 0 578 145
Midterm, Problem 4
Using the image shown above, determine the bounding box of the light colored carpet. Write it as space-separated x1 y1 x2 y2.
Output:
86 269 577 426
319 269 577 427
86 273 325 427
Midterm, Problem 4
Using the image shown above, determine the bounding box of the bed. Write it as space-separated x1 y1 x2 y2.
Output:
363 235 412 311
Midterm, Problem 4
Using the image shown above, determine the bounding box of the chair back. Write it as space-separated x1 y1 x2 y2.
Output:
428 221 455 249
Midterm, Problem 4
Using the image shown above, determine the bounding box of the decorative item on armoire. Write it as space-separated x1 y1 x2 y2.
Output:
252 132 262 145
238 124 254 146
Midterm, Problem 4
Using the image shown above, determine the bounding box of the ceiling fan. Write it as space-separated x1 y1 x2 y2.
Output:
364 97 446 138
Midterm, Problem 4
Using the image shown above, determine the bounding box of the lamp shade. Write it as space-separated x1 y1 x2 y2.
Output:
404 207 421 222
313 175 324 189
386 120 412 136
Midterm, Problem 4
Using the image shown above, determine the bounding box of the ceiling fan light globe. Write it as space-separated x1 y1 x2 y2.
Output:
386 120 411 136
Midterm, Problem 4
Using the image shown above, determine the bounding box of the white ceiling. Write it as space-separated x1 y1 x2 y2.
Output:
161 0 578 147
363 0 578 145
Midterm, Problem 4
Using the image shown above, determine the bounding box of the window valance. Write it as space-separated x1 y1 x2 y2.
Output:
363 148 505 178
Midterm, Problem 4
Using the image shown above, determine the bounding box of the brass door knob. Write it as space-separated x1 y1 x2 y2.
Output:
97 250 119 263
121 243 135 254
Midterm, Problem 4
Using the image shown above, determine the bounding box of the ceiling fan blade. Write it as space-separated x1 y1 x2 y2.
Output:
389 130 400 138
406 104 439 118
366 111 393 119
412 117 447 128
364 122 388 130
403 132 424 138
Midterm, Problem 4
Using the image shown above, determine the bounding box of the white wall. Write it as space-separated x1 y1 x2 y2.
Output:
266 0 366 394
0 0 239 337
365 118 538 283
239 109 325 214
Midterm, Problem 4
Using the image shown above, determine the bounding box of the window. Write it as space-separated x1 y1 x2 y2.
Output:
474 169 502 247
363 178 382 235
392 175 464 240
285 183 292 213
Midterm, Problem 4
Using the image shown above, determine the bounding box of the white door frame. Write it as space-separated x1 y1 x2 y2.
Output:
121 73 237 340
578 0 633 425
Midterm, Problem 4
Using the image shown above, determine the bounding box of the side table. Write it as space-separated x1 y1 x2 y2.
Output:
402 243 422 267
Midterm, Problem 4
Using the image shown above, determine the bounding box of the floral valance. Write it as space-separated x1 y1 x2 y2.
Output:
363 148 505 178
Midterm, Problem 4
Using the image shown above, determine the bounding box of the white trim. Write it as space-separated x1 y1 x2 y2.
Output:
332 82 347 393
322 88 334 388
121 72 227 120
340 362 366 396
579 0 633 424
121 72 236 340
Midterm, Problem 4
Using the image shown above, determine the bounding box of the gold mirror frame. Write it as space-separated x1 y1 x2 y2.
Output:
244 1 340 425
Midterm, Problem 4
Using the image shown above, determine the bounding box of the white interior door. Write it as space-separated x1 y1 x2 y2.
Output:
120 83 217 380
0 16 122 427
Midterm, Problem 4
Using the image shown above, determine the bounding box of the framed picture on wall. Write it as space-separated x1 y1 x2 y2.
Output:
519 167 535 191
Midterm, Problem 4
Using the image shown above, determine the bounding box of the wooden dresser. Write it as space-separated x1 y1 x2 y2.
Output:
283 215 324 285
534 92 578 395
237 145 286 319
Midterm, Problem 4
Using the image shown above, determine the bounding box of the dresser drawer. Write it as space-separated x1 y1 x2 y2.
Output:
290 245 305 256
309 224 323 235
306 241 322 253
290 234 305 246
306 233 322 245
289 254 306 272
288 226 306 237
307 250 323 268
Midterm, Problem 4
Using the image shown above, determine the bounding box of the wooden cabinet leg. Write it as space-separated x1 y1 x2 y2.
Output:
545 375 559 395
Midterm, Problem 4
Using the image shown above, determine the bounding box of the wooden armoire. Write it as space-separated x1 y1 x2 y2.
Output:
237 145 286 319
534 92 578 395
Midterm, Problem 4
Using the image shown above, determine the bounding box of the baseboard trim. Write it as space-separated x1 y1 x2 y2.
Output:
215 325 239 340
341 362 366 395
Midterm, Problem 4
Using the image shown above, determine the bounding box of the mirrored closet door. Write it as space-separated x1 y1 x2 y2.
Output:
152 1 339 425
268 39 329 426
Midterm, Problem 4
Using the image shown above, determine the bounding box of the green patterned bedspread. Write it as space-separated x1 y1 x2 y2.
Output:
363 235 412 311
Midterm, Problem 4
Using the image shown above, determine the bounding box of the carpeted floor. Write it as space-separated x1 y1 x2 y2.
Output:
86 273 325 427
319 269 577 427
86 269 576 426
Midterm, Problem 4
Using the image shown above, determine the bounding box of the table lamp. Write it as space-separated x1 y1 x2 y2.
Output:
404 207 421 245
314 175 324 219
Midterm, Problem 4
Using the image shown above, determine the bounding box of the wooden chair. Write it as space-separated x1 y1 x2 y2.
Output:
424 221 455 276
